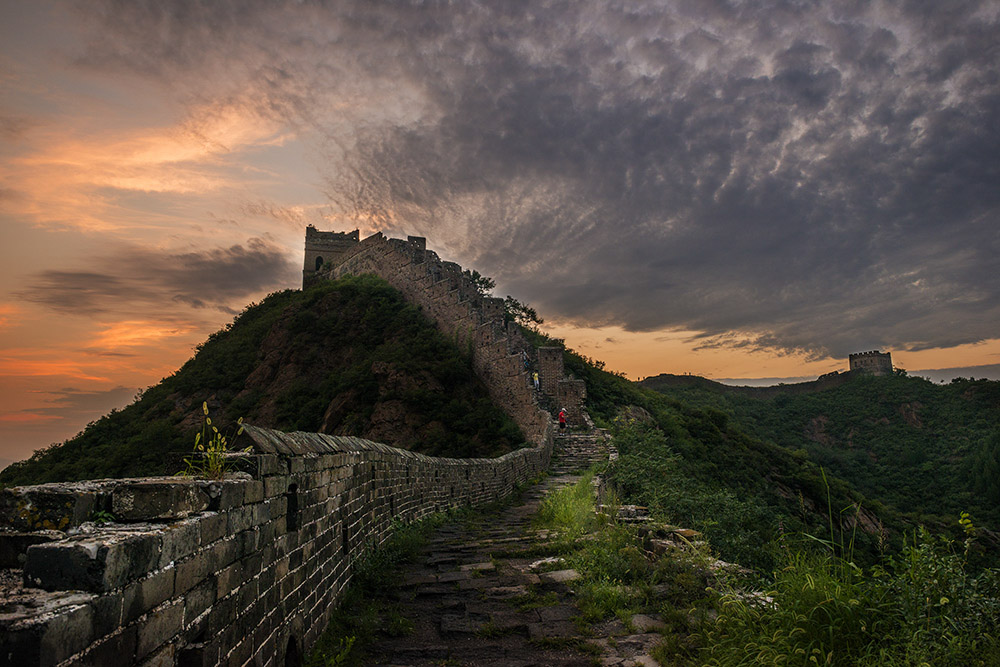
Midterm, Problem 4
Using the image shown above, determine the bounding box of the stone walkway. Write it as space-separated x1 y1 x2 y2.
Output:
360 433 664 667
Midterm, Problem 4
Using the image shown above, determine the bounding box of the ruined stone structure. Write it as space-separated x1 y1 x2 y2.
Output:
849 350 893 376
0 427 554 666
0 228 591 666
301 227 359 287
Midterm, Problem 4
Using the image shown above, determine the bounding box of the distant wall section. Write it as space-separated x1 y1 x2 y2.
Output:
849 350 893 376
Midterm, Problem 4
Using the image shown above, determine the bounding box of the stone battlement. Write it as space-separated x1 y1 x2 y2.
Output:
311 229 587 436
0 426 554 666
848 350 893 376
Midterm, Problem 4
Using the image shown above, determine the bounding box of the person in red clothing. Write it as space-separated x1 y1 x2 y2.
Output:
558 408 567 431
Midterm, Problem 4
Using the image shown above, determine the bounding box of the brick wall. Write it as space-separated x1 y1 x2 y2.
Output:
0 425 554 666
318 232 557 447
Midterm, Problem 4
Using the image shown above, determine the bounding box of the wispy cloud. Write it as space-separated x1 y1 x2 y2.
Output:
17 237 298 316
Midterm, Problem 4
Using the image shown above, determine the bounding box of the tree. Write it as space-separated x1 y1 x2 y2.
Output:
503 296 543 328
463 269 495 296
971 429 1000 505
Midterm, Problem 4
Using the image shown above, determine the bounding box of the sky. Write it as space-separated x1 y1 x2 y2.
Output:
2 0 999 466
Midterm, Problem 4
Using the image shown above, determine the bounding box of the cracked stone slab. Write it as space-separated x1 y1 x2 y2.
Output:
538 605 577 622
459 561 495 571
483 584 528 599
527 620 578 639
538 569 580 584
630 614 666 633
440 613 484 634
401 573 438 587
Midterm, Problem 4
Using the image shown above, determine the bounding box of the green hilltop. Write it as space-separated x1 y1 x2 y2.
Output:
640 371 1000 532
0 275 524 486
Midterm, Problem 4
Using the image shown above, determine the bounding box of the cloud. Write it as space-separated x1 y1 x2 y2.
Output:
0 386 136 426
70 0 1000 358
17 237 298 316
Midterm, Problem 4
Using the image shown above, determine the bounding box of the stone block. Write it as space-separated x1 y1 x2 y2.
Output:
112 481 210 521
0 484 103 532
123 566 176 624
91 591 124 638
138 641 176 667
0 530 61 568
199 512 228 545
263 476 288 498
24 531 162 593
80 626 137 667
243 481 265 504
175 551 209 594
136 600 183 660
0 593 94 666
159 518 202 568
184 579 216 625
227 505 254 534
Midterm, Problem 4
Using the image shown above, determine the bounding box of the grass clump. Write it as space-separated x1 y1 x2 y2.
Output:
176 402 249 480
700 516 1000 666
535 470 714 657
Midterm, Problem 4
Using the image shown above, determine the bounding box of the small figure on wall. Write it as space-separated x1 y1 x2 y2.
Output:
558 408 567 431
532 371 540 391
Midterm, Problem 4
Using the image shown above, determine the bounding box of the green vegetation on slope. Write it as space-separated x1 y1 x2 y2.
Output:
641 372 1000 529
0 275 524 486
551 347 884 571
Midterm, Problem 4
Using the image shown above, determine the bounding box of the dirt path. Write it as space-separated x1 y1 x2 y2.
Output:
364 433 624 667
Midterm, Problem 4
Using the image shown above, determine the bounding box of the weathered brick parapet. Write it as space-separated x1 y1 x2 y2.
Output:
0 424 554 666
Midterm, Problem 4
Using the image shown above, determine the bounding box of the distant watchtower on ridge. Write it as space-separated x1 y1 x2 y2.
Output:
302 226 359 288
849 350 893 376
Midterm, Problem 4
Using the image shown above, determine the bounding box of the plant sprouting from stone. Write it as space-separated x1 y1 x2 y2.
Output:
178 402 249 480
91 510 116 525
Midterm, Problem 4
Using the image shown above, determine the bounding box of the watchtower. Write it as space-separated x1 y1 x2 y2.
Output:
849 350 893 376
302 226 359 287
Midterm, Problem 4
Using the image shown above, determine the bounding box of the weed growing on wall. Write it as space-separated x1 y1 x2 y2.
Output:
177 402 249 480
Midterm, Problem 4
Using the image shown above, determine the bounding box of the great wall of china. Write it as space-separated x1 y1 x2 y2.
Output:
0 229 591 666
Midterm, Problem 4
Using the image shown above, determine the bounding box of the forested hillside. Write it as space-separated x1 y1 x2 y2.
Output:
0 275 524 486
641 372 1000 530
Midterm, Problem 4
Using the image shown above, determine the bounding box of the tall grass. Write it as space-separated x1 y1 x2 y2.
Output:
702 516 1000 666
535 471 713 641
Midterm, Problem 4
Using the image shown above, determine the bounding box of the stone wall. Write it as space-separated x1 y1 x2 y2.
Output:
302 227 360 288
537 348 564 396
0 425 554 666
316 231 561 446
848 350 893 376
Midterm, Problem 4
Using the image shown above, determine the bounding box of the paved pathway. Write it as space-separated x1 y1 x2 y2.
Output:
365 432 626 667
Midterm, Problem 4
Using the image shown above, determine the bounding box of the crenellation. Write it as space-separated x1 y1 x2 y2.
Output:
848 350 893 376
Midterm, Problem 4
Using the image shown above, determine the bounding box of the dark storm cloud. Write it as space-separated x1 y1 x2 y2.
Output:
73 0 1000 357
18 238 297 315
